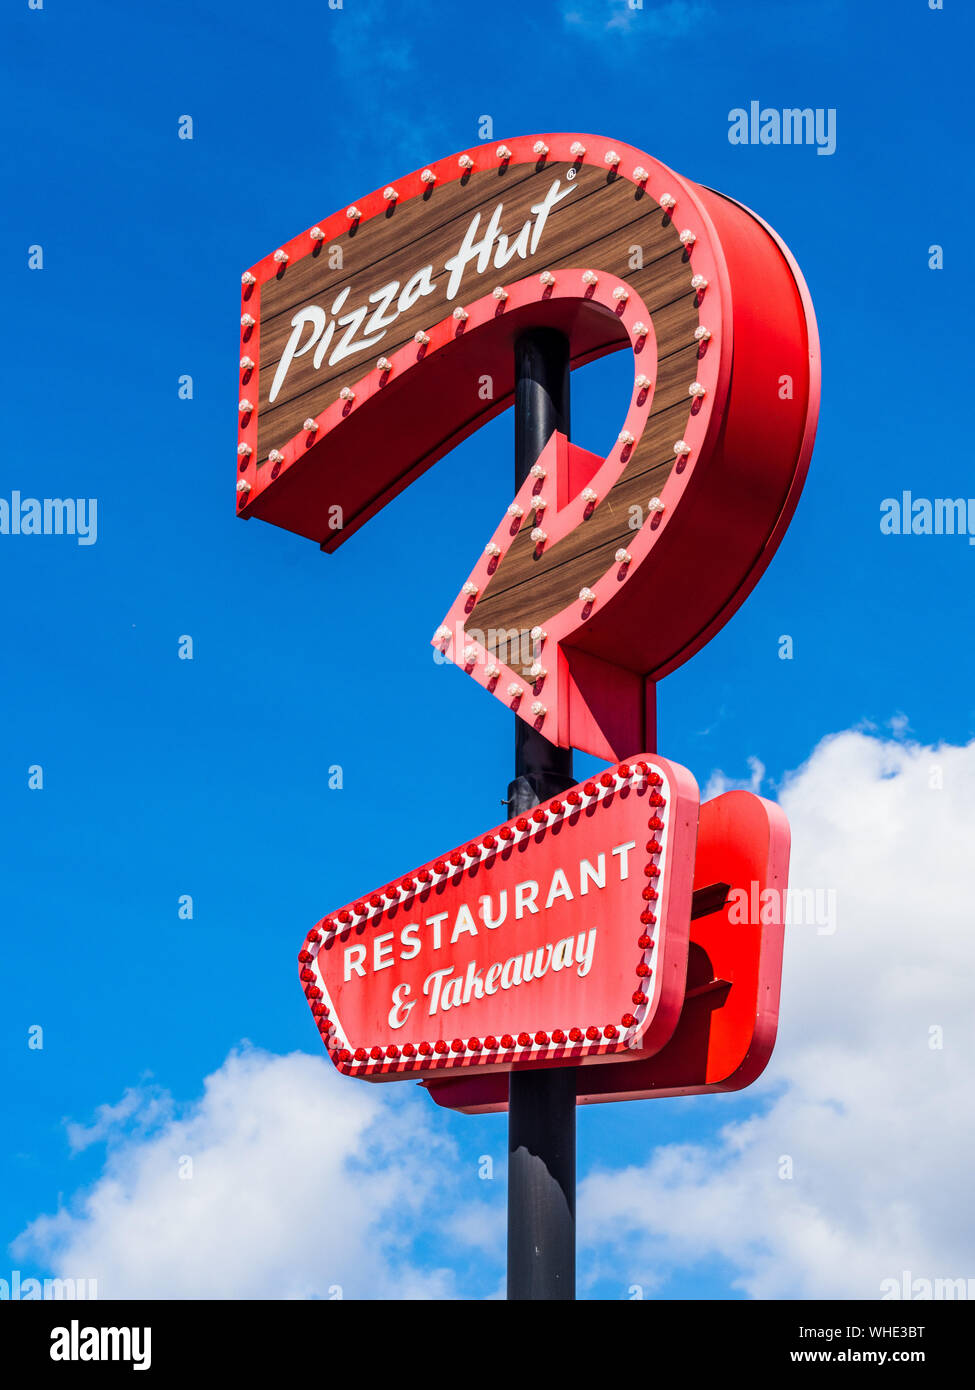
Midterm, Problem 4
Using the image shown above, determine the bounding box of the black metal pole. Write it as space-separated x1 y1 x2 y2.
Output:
507 329 576 1301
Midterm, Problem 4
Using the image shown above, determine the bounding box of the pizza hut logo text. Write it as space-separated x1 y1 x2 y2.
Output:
269 179 574 402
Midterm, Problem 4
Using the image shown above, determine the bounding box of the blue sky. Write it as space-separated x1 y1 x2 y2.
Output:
3 0 973 1300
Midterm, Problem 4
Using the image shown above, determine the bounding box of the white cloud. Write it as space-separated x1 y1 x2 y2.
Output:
564 0 713 39
702 753 766 801
580 729 975 1297
15 1047 461 1300
66 1084 173 1155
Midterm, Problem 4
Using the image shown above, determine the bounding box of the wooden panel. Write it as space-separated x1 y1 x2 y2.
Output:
470 332 703 660
255 167 685 460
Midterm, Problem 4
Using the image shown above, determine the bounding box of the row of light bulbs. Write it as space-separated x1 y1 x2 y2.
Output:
242 142 691 271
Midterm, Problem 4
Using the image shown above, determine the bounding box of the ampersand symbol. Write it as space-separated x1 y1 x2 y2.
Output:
388 982 416 1030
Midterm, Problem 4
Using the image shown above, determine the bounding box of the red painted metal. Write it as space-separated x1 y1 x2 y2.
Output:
422 789 789 1111
300 757 699 1081
237 134 819 761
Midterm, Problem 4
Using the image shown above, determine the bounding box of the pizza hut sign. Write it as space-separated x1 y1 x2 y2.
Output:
300 758 699 1079
243 132 818 1105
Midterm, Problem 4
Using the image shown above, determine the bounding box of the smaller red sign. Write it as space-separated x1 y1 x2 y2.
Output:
422 789 790 1111
299 757 699 1080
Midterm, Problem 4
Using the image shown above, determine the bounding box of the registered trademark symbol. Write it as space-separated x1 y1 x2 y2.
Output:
566 167 576 180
